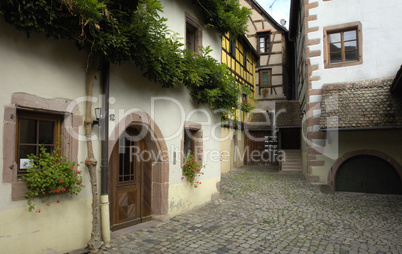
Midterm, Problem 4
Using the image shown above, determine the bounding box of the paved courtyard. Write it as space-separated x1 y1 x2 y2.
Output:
100 166 402 254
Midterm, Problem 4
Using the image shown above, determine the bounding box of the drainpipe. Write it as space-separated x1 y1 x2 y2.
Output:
100 60 111 247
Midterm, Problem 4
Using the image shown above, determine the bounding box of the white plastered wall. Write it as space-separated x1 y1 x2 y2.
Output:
0 0 223 252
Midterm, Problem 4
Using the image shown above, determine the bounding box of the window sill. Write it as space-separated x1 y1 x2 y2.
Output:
324 59 362 69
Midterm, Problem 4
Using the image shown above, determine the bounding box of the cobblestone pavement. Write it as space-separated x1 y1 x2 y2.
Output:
100 166 402 254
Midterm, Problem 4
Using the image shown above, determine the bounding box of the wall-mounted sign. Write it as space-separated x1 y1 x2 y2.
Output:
19 158 32 169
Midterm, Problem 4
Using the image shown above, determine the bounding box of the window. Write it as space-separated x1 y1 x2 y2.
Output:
243 50 248 68
16 111 61 177
260 69 272 87
183 128 197 157
324 22 362 68
186 23 197 52
185 13 202 53
3 93 80 201
229 32 236 58
258 33 270 54
182 122 203 166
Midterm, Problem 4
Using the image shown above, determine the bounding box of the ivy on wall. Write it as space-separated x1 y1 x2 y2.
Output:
0 0 251 116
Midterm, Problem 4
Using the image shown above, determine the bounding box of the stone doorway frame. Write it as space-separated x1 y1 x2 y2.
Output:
108 111 169 218
327 150 402 192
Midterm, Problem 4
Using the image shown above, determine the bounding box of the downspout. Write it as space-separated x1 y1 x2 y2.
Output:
100 60 111 247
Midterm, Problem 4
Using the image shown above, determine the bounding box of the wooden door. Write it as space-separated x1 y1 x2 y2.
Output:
245 131 272 165
336 155 402 194
280 128 301 149
110 130 152 231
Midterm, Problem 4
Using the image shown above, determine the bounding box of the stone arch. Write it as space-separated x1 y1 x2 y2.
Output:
328 150 402 192
109 111 169 216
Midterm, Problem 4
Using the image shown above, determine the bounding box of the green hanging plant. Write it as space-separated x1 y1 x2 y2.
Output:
22 145 83 212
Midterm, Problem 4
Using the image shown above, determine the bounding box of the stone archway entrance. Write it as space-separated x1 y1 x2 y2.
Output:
328 150 402 194
109 126 153 230
108 112 169 230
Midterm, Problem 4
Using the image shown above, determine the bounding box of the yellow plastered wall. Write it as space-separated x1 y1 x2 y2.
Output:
0 197 92 254
221 33 256 172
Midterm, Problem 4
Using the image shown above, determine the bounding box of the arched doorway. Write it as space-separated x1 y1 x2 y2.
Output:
109 126 153 230
330 151 402 194
108 112 169 230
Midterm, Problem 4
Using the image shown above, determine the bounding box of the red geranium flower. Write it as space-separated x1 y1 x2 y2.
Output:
55 189 60 193
77 181 81 185
76 170 81 174
61 188 66 192
85 159 89 164
71 166 74 169
187 179 190 181
181 177 184 180
56 199 60 203
59 179 64 183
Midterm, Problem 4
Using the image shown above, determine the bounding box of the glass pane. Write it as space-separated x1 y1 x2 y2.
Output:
329 43 342 53
119 153 124 181
329 52 342 63
344 30 357 41
123 147 131 177
186 28 195 51
345 50 358 61
20 119 36 144
344 41 357 51
19 145 37 160
259 37 265 43
329 33 341 43
262 72 270 86
42 145 54 154
39 120 54 144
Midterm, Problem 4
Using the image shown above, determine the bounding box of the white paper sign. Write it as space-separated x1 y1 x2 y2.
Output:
20 159 32 169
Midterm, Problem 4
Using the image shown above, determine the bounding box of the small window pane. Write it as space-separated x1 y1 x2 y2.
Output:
19 145 37 159
345 50 358 62
329 33 341 43
329 52 342 63
259 37 265 43
123 147 131 176
344 41 357 51
20 119 37 144
344 30 357 41
329 43 342 53
39 121 54 144
262 72 270 86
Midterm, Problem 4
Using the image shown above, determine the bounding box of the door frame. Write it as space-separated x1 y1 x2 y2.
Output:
108 112 170 226
328 150 402 192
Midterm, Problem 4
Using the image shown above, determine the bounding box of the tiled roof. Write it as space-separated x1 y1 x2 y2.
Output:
320 79 402 129
247 111 273 130
247 100 301 130
275 100 301 127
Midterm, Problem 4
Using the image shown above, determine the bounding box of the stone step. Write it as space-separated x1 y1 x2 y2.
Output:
281 150 302 172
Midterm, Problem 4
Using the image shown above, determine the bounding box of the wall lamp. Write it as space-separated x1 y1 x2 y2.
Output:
93 107 105 126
